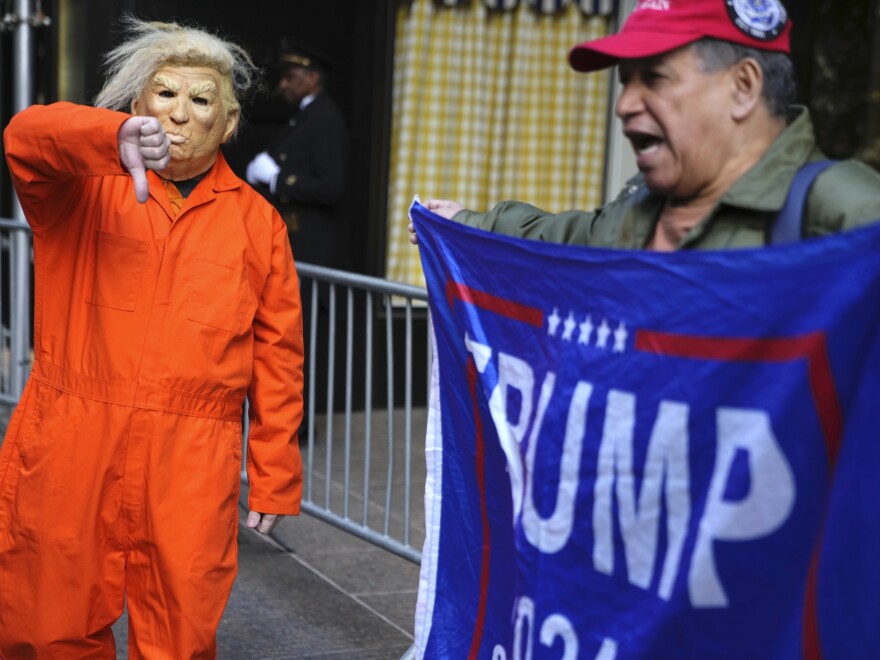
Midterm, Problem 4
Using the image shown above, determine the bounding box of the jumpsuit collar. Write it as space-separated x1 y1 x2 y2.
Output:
147 151 243 222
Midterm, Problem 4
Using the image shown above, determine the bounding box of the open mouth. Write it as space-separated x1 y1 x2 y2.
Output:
627 131 663 155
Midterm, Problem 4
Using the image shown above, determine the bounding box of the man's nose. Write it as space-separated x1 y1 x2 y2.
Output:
614 82 641 120
170 98 188 123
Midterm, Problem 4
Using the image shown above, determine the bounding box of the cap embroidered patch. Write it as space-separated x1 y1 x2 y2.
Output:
725 0 788 41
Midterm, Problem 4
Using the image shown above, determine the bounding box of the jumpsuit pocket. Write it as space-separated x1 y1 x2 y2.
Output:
85 230 148 311
14 382 67 471
0 381 35 521
187 257 257 336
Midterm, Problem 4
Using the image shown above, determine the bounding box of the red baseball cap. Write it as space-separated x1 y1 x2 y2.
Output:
569 0 791 73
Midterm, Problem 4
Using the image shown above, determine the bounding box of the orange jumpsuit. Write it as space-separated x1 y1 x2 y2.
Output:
0 103 304 658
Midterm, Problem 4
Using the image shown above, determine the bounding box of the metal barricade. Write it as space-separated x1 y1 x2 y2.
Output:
0 224 431 566
246 262 430 565
0 229 428 653
0 217 33 405
0 218 431 567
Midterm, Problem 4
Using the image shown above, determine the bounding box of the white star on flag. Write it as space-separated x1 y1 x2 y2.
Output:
613 322 628 353
596 319 611 349
562 312 577 341
547 308 561 336
578 315 594 345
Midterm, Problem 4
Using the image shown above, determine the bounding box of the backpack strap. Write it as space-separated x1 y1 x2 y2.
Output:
771 160 836 245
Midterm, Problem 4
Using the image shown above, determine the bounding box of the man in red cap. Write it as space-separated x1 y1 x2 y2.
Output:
415 0 880 249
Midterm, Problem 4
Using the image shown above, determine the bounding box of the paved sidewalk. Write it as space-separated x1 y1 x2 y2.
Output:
111 499 420 658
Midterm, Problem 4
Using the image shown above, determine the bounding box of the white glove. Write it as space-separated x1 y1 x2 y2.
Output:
246 152 281 193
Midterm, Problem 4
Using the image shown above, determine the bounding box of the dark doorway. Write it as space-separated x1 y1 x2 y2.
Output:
789 0 880 171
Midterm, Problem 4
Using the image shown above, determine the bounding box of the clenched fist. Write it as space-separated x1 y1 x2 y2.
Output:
118 116 172 203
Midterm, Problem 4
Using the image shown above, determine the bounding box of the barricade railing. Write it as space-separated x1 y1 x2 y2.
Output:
247 262 430 565
0 224 430 566
0 217 33 405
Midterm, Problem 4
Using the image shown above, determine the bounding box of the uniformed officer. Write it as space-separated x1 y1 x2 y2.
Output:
246 44 348 267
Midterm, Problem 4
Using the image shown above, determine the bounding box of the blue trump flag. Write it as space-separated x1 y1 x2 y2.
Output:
409 201 880 660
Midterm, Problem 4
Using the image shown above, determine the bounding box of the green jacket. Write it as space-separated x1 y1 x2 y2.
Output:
454 108 880 249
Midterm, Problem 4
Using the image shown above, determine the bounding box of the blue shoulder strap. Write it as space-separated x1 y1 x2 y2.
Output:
771 160 835 245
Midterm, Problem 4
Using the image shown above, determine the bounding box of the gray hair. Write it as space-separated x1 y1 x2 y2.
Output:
691 38 796 118
94 16 259 134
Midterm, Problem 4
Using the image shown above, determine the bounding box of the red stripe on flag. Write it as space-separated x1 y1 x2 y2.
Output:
443 278 537 656
803 549 823 660
634 331 842 462
636 329 844 659
467 358 491 660
446 280 544 327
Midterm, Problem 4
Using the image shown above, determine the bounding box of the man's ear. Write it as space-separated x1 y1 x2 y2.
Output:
131 98 140 115
307 69 322 92
730 57 763 121
222 108 240 144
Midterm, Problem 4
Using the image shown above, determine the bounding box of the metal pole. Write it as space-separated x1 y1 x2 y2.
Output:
11 0 34 397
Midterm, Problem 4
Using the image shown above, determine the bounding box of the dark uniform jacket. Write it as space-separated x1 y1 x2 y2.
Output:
454 108 880 249
265 93 348 266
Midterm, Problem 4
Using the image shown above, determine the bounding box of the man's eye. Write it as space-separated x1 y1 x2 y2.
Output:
159 90 175 98
192 97 209 106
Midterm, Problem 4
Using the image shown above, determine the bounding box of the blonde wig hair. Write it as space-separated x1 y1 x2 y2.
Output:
94 16 259 136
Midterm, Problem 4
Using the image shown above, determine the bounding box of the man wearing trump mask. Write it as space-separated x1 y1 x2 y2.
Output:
1 17 304 657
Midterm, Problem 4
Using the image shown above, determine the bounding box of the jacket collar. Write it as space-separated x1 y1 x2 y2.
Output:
720 106 820 213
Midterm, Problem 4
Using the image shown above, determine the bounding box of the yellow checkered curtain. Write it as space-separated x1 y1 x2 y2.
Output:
386 0 612 287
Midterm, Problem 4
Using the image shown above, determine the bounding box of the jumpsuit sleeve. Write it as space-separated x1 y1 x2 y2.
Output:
245 211 305 515
3 102 129 232
453 200 599 244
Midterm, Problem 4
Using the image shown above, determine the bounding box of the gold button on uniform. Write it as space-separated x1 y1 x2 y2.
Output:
278 153 288 162
285 175 298 186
